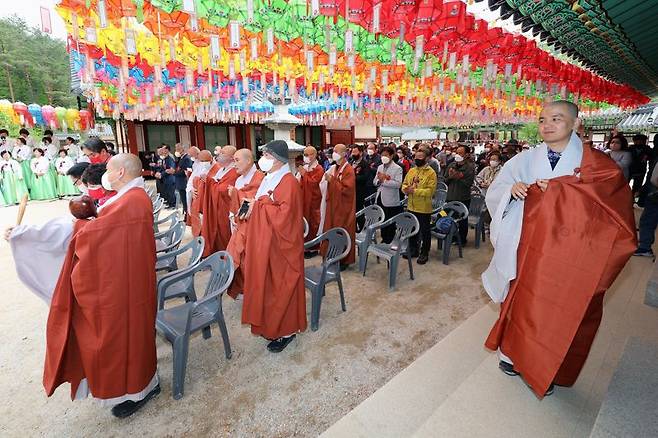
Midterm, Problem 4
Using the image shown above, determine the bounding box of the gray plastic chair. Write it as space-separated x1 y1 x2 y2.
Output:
431 201 469 265
146 185 156 199
355 204 385 272
156 251 234 400
155 221 185 255
432 183 448 214
156 236 205 273
154 211 179 233
152 197 164 217
363 212 420 290
303 228 352 331
467 194 487 249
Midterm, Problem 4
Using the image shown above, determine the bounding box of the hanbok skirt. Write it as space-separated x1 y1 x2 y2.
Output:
31 172 58 200
56 173 79 196
20 160 34 189
1 171 29 204
0 187 6 206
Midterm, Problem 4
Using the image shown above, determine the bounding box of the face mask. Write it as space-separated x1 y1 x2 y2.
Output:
454 155 464 163
490 160 500 168
258 156 275 172
78 184 89 195
88 187 105 200
90 155 104 164
101 171 116 191
190 157 196 162
303 156 311 164
381 156 391 165
367 149 375 156
332 152 342 162
414 158 425 167
174 151 181 158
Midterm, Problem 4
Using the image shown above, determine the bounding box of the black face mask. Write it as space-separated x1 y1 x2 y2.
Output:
415 159 425 167
352 154 361 160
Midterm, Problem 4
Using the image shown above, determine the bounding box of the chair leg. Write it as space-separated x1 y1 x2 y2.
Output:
171 334 190 400
202 325 212 339
389 256 399 290
358 243 366 273
337 275 346 312
216 303 232 359
457 232 464 258
407 251 414 280
362 252 369 276
310 286 323 331
442 236 451 265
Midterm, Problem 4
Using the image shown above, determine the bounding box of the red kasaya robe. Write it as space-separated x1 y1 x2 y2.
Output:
226 170 265 299
242 173 307 339
43 188 157 400
322 162 356 265
485 146 636 398
189 175 203 237
198 162 221 243
200 165 239 257
300 164 324 243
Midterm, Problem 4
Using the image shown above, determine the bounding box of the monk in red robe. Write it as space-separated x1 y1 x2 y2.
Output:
298 146 324 256
199 146 238 256
226 149 264 299
321 143 356 267
189 150 213 236
242 140 307 352
43 154 160 418
482 101 636 398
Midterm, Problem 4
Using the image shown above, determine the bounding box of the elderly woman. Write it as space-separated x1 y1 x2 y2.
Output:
606 134 632 181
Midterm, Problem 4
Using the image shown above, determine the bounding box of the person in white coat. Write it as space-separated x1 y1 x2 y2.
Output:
373 146 404 243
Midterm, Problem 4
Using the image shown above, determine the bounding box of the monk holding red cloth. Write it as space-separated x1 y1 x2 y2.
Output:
241 140 307 353
482 101 636 398
320 143 356 268
226 148 264 299
198 145 238 256
189 150 213 236
297 146 324 258
43 154 160 418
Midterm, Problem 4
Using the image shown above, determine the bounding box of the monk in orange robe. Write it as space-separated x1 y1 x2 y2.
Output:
189 150 213 236
298 146 324 254
242 140 307 353
226 148 264 299
43 154 160 418
482 101 636 398
321 143 356 267
199 146 238 257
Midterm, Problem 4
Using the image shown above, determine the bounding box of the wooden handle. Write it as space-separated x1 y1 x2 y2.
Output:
15 194 28 226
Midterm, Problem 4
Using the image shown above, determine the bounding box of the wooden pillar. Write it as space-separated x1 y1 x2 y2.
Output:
126 120 138 155
350 126 355 144
194 121 206 150
243 124 252 150
321 125 327 149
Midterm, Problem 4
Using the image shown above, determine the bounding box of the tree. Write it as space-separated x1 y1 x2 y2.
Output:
0 16 75 107
518 122 541 145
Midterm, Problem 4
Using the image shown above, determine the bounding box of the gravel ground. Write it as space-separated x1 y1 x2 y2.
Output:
0 198 492 437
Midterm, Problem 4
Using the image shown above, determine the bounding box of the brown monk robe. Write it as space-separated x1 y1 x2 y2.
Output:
43 154 160 418
321 143 356 266
484 104 636 399
199 146 238 257
189 150 213 236
225 149 264 299
242 140 306 352
298 146 324 245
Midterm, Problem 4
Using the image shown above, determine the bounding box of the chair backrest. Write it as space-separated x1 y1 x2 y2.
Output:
152 197 164 216
159 221 185 250
303 217 309 238
145 185 156 198
363 205 385 229
437 182 448 192
196 252 235 308
432 186 448 211
443 201 469 221
318 227 352 267
184 237 205 268
154 211 179 232
468 195 486 220
390 212 420 248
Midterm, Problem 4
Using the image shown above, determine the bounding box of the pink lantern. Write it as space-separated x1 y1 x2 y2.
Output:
41 105 58 129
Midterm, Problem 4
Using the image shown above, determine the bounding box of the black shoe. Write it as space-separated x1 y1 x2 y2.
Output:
498 360 520 376
403 252 419 260
340 263 349 271
633 248 654 257
304 251 318 259
267 335 296 353
111 384 161 418
417 254 428 265
544 383 555 397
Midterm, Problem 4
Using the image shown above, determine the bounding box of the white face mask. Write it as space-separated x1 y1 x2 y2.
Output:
258 156 275 173
332 152 342 162
381 156 391 165
367 149 375 156
101 171 114 191
489 160 500 168
174 151 181 158
454 155 464 163
303 156 311 164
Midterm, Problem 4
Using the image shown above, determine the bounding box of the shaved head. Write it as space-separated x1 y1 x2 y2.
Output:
545 100 579 120
234 148 255 175
222 145 237 156
334 144 347 155
303 146 317 159
199 150 212 162
189 146 200 159
108 153 142 179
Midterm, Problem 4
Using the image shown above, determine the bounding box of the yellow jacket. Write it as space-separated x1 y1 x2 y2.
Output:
402 165 437 213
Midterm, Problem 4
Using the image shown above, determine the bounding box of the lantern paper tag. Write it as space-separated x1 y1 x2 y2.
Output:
329 45 337 65
311 0 320 16
190 14 199 32
560 85 567 99
71 13 79 40
345 30 354 53
98 0 107 28
462 55 469 72
413 57 419 73
504 63 512 79
260 73 266 90
347 54 355 68
182 0 195 13
382 70 388 87
370 67 376 83
266 29 274 55
85 26 97 44
239 51 246 72
125 29 137 56
324 23 331 50
442 41 449 65
154 64 162 84
391 41 397 64
185 69 194 90
425 62 433 78
319 71 324 88
247 0 254 23
121 55 129 78
399 22 405 43
414 35 424 60
372 3 381 33
250 38 258 60
243 76 249 93
229 21 240 49
169 37 176 61
197 54 203 74
229 63 236 80
448 53 457 71
306 51 314 71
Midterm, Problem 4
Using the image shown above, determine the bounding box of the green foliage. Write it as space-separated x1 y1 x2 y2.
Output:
517 122 541 145
0 16 75 107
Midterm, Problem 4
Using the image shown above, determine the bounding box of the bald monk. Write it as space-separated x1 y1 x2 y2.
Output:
226 149 265 299
189 150 213 236
297 146 324 257
199 146 238 256
42 154 159 418
242 140 306 352
320 143 356 268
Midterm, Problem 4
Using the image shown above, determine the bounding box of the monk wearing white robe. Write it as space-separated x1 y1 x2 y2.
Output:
483 101 635 398
11 154 160 418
